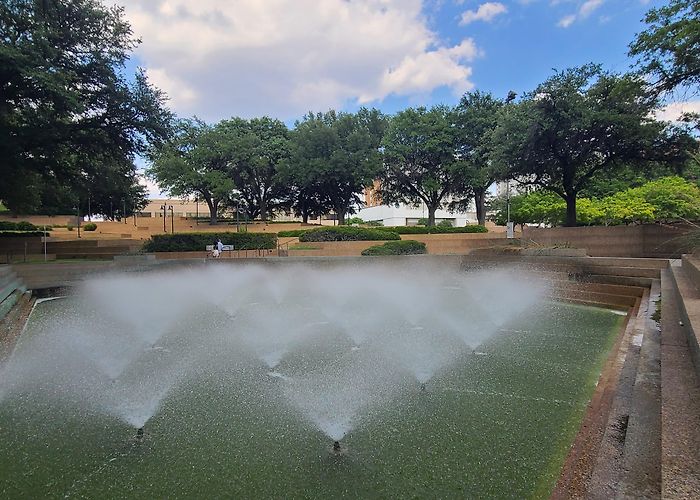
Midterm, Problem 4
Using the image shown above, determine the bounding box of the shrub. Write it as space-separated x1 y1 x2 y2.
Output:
436 219 453 228
0 221 40 231
277 229 309 237
361 240 427 256
377 225 488 234
0 231 45 237
366 220 383 226
142 232 277 252
344 217 364 225
299 226 400 242
67 223 74 231
83 222 97 231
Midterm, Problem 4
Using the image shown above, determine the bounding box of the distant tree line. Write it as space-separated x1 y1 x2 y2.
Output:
3 0 699 227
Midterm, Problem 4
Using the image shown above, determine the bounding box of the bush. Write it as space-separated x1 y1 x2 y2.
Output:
67 223 74 231
299 226 400 242
436 219 453 228
377 225 488 234
344 217 364 225
361 240 427 256
277 229 309 237
0 231 45 237
142 232 278 252
0 221 40 231
83 222 97 231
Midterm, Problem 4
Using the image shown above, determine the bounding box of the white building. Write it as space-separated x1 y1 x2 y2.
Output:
356 203 477 227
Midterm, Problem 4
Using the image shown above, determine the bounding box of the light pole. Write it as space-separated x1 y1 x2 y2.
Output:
75 205 81 239
161 204 167 232
169 205 174 234
123 198 127 224
195 196 199 226
236 199 240 233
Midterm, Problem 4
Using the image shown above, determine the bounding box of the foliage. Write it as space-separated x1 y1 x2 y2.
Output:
299 226 400 242
636 176 700 221
451 91 506 225
491 64 688 226
277 230 308 237
0 231 45 237
285 109 386 224
489 177 700 226
221 117 292 221
0 221 39 231
380 106 459 226
344 217 364 225
629 0 700 94
0 0 172 214
149 119 235 224
361 240 427 256
83 223 97 231
142 232 277 252
378 225 488 234
436 219 453 228
66 224 74 231
489 191 566 227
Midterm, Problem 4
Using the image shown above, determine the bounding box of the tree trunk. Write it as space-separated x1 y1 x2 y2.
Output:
204 195 218 225
564 191 577 227
337 209 346 226
260 197 267 222
427 205 437 227
474 188 486 226
301 210 309 224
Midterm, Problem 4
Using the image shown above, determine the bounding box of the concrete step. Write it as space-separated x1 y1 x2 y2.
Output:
659 267 700 498
618 278 662 499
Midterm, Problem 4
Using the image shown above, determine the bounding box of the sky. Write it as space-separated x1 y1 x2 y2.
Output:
109 0 697 195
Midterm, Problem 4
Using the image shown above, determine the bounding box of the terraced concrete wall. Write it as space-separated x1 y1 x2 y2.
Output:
523 224 694 258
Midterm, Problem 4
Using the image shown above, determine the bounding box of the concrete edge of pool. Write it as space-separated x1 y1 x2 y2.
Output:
1 253 699 498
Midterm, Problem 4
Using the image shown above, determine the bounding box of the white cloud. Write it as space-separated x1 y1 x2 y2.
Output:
460 2 508 25
557 0 605 28
656 101 700 122
109 0 480 121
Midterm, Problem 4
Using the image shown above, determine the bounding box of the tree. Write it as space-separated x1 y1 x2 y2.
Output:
288 109 385 225
148 119 235 224
488 191 565 228
223 117 291 222
630 0 700 94
491 65 682 226
0 0 172 213
452 91 505 225
380 106 458 226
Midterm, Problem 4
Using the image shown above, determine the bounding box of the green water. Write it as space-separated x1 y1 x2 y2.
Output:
0 301 623 499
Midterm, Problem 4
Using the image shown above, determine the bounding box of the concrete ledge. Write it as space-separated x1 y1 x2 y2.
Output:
668 264 700 379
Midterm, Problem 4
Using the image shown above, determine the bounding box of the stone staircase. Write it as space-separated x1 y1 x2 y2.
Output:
529 253 699 500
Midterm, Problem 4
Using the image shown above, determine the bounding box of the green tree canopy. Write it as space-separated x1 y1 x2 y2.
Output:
1 0 172 214
380 106 458 227
630 0 700 94
451 91 506 225
148 119 235 224
222 117 291 222
288 109 386 225
491 65 686 226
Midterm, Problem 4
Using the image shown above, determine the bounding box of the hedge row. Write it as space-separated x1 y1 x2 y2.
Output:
0 231 46 237
299 226 400 242
377 225 488 234
0 221 41 231
361 240 427 256
277 229 308 237
143 232 277 252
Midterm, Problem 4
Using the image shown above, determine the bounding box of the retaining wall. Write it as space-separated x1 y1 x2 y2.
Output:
522 223 694 258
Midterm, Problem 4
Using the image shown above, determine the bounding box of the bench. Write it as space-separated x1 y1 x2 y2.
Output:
205 244 234 251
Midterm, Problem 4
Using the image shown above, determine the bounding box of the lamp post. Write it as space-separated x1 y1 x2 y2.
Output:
169 205 174 234
195 196 199 226
123 198 127 224
236 199 240 233
161 204 167 232
75 205 81 239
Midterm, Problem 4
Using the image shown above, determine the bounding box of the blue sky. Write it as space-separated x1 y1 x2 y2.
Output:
113 0 667 125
